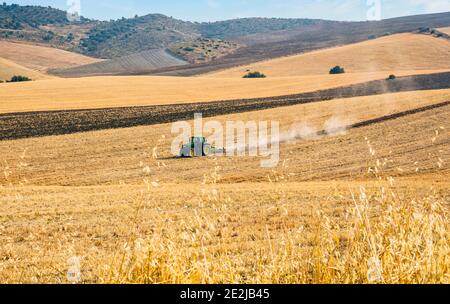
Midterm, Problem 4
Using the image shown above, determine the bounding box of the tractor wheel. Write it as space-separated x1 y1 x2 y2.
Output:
180 148 192 158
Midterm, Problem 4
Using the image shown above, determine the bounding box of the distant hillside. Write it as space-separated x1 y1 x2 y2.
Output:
151 12 450 76
199 18 332 39
78 14 199 58
1 3 450 75
51 48 187 77
78 16 335 58
169 38 241 64
0 3 74 29
0 4 94 50
0 4 337 59
0 40 102 72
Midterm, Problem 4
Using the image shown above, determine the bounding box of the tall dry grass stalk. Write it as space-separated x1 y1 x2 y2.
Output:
100 137 449 284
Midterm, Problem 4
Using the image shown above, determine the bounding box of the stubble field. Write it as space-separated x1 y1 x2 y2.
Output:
0 40 102 72
0 57 52 82
0 90 448 283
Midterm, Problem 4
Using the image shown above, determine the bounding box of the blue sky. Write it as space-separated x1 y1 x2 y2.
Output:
5 0 450 22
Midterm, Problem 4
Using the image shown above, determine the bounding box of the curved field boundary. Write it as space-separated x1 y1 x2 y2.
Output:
1 72 449 141
51 49 188 77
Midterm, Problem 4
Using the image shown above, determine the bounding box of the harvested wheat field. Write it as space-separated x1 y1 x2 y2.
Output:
0 69 448 113
0 41 102 72
0 57 52 81
209 33 450 78
0 90 448 283
1 89 449 185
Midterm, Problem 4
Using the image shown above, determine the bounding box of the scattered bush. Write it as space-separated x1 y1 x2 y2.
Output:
329 66 345 74
7 75 32 82
387 74 396 80
66 32 75 42
417 27 431 33
243 71 266 78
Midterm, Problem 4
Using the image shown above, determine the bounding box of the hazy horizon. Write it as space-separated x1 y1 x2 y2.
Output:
3 0 450 22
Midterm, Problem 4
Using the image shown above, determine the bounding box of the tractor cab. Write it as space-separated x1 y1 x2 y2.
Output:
190 137 206 146
180 137 210 157
180 136 226 158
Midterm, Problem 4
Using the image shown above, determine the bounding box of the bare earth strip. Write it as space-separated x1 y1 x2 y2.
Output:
1 72 449 141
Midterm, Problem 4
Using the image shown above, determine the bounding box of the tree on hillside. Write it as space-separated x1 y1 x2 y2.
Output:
66 32 75 42
329 66 345 74
243 71 266 78
7 75 31 82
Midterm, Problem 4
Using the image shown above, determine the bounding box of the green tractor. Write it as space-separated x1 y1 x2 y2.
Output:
180 137 225 158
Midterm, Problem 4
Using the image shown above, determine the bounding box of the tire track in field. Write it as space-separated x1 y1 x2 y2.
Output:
1 72 449 141
316 100 450 136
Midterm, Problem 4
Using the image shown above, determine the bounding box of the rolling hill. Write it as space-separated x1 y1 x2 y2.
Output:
50 48 187 77
0 40 102 72
209 33 450 77
0 57 51 81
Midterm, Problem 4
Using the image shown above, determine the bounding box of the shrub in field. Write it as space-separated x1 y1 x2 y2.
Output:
66 32 75 42
7 75 32 82
243 71 266 78
330 66 345 74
